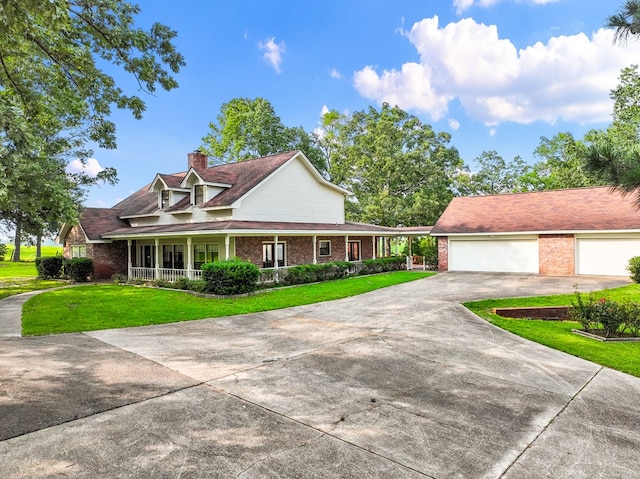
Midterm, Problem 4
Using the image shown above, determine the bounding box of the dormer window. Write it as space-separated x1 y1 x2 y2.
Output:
194 184 204 205
161 190 170 209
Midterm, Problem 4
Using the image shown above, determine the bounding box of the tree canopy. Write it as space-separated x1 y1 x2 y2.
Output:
320 103 463 226
0 0 184 258
608 1 640 44
200 97 325 171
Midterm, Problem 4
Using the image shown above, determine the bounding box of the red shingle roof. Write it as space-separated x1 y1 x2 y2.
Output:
79 208 129 241
431 187 640 235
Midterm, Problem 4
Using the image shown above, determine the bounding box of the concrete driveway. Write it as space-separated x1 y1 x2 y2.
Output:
1 272 639 478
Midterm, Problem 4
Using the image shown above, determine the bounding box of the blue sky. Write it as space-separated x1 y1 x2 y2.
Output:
74 0 640 208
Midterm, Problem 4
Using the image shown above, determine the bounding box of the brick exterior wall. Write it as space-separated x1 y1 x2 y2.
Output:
538 234 575 276
235 235 376 268
437 236 449 272
63 225 128 280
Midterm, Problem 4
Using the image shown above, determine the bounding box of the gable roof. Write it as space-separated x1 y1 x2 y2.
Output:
431 187 640 235
77 208 129 241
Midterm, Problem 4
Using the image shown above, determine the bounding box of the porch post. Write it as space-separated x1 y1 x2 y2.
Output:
127 239 132 279
372 236 376 260
225 235 230 260
312 235 317 264
345 235 349 261
154 238 160 279
273 235 279 269
186 237 192 279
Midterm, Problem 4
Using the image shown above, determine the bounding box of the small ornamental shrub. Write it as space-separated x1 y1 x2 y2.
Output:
111 273 128 284
35 256 64 279
201 259 259 295
623 302 640 337
173 277 192 290
187 279 208 293
0 244 7 261
64 258 94 282
359 256 406 275
572 290 640 338
595 298 626 338
627 256 640 283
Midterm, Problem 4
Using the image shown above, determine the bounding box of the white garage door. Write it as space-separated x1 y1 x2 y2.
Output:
449 238 539 273
576 237 640 276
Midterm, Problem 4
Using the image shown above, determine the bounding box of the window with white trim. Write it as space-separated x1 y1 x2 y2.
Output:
194 184 204 205
70 245 87 258
161 190 170 209
319 240 331 256
193 243 219 269
162 244 185 269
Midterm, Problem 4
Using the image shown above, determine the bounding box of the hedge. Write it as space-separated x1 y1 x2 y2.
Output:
201 259 260 295
35 256 64 279
65 258 94 282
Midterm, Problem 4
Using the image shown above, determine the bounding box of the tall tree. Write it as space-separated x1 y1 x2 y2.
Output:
201 97 325 172
0 0 183 257
521 133 605 190
467 151 530 195
608 1 640 44
321 103 463 226
583 65 640 204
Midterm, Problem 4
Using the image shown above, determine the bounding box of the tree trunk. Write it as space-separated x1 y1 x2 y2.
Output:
36 234 42 258
12 220 21 262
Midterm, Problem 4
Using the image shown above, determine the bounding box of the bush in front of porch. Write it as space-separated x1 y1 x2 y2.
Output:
201 259 260 295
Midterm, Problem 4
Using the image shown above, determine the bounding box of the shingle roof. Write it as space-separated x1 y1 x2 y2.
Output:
113 183 159 217
79 208 129 241
431 187 640 235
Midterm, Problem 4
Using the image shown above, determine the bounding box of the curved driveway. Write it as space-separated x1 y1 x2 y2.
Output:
1 272 639 478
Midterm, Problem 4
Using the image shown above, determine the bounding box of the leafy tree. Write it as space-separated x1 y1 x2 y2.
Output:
520 133 605 190
0 0 185 150
201 97 325 172
467 151 530 195
0 0 183 259
583 65 640 204
321 103 463 226
608 1 640 44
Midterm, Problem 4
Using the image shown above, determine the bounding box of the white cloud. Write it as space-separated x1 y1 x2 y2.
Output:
66 158 104 177
330 68 342 79
320 104 330 116
489 127 497 136
353 16 640 126
258 36 285 73
449 118 461 130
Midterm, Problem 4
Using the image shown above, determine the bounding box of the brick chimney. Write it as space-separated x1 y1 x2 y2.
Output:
187 150 208 170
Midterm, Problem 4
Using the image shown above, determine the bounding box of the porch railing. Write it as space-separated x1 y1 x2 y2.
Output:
130 267 202 282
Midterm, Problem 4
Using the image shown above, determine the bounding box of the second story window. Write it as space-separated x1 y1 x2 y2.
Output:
161 190 170 209
194 184 204 205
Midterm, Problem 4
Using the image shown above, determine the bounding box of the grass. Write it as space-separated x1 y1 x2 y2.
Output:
0 245 66 299
464 283 640 378
22 271 434 335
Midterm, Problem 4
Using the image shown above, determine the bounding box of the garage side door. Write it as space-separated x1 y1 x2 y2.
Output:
449 238 539 273
576 237 640 276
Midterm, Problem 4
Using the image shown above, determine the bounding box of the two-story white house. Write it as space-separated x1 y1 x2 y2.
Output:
59 150 430 280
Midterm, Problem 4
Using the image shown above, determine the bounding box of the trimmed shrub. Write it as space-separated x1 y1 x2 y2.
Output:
359 256 407 275
282 261 354 286
35 256 64 279
201 259 259 295
0 244 7 261
627 256 640 283
64 258 94 282
112 273 128 284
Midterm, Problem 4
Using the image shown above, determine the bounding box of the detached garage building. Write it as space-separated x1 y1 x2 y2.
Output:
431 187 640 277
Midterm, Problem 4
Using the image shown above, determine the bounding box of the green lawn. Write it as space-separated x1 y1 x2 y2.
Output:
22 271 434 335
464 283 640 378
0 245 67 299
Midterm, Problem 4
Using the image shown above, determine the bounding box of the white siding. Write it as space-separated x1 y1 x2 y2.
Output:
449 236 539 273
233 157 345 223
576 235 640 276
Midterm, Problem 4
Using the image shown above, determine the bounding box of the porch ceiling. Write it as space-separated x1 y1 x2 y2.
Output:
101 220 429 240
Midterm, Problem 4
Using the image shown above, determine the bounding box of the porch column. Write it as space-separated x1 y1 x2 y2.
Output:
225 235 230 260
372 236 376 260
312 235 317 264
154 238 160 279
127 240 132 278
345 235 349 261
273 235 279 270
186 237 192 279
